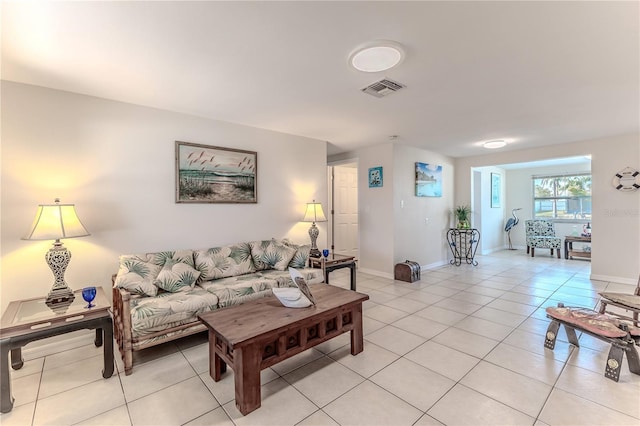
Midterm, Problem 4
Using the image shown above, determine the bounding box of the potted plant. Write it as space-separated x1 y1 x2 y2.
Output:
454 205 471 228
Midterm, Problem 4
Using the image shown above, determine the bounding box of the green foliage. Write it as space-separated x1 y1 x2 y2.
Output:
454 205 471 221
180 177 213 198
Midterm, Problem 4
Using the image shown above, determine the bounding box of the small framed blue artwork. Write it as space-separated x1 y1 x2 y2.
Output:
491 173 501 208
415 162 442 197
368 167 383 188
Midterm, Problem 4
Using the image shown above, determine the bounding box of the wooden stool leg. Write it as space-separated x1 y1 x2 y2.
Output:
544 320 560 350
605 345 624 382
625 344 640 376
564 325 580 347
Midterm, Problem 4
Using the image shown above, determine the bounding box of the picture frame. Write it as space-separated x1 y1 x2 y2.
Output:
175 141 257 203
368 166 383 188
491 173 501 208
415 162 442 197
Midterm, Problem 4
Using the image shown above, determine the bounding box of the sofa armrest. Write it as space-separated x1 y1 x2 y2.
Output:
112 275 134 375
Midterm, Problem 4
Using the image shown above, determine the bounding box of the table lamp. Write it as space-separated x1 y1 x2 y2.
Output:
302 200 327 258
23 198 90 307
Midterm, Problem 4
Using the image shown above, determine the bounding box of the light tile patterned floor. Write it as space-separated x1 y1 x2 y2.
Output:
2 250 639 425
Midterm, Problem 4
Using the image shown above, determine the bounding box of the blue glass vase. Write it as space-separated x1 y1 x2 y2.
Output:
82 286 97 308
322 249 330 259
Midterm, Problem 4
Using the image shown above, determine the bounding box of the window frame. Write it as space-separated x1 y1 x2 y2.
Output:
532 172 592 223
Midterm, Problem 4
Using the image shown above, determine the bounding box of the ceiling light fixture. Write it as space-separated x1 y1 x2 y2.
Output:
349 40 405 73
483 140 507 149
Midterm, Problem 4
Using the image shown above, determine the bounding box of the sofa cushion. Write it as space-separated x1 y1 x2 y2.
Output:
285 243 311 269
155 260 201 293
257 268 324 286
130 286 218 337
250 240 297 271
194 242 256 282
114 255 163 297
198 274 284 308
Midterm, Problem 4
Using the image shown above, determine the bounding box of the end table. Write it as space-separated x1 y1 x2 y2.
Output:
309 253 357 291
0 287 113 413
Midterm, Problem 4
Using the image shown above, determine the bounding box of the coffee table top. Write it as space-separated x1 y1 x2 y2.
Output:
198 284 368 348
1 287 110 338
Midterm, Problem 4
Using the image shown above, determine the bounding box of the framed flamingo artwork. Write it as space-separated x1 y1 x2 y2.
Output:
175 141 257 203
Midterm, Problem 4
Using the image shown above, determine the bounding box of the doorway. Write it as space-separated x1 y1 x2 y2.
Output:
328 163 359 258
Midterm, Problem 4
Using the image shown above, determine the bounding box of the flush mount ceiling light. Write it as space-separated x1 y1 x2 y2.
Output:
349 40 405 73
483 140 507 149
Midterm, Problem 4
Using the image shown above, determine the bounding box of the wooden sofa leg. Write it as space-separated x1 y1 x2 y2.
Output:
531 248 535 257
557 249 560 259
527 246 530 254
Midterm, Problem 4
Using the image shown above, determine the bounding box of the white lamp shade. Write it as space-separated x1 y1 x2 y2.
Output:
23 201 90 241
302 201 327 223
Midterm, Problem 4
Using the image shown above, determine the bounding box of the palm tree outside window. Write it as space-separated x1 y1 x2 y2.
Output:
533 173 592 220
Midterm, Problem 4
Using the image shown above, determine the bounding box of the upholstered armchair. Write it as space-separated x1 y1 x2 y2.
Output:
524 220 561 258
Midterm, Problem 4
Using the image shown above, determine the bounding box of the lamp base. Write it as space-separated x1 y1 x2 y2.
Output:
309 248 321 258
308 223 322 258
45 287 75 314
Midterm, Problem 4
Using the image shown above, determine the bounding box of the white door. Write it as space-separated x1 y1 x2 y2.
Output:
332 165 358 258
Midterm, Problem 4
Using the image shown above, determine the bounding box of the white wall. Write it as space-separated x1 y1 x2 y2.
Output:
472 166 506 254
393 145 454 270
505 162 591 249
330 143 455 277
1 81 327 311
455 133 640 283
353 144 395 276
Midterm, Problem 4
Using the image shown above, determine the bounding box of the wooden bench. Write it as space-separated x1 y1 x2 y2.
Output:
545 303 640 382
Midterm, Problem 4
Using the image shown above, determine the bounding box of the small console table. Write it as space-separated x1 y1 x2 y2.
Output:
447 228 480 266
564 235 591 260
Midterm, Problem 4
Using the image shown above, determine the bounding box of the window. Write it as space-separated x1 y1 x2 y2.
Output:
533 173 591 220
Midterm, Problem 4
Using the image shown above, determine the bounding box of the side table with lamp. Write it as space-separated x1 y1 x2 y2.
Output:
0 199 113 413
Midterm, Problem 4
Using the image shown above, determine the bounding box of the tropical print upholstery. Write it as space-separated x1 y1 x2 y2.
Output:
282 241 312 269
130 286 218 336
114 250 196 296
114 255 162 296
249 239 297 271
198 274 280 308
117 242 327 358
194 243 256 282
155 260 201 293
258 268 324 286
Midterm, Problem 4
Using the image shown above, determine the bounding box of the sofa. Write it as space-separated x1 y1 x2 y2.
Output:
112 239 323 375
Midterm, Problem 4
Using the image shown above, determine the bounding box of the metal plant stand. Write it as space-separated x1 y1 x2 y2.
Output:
447 228 480 266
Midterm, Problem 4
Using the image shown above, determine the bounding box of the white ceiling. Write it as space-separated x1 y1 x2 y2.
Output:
2 1 638 157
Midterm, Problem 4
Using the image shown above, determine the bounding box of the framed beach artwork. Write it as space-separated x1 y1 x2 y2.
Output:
175 141 257 203
368 166 383 188
415 162 442 197
491 173 501 208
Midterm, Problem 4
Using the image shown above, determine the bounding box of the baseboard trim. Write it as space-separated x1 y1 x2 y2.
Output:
422 260 449 270
358 267 394 280
590 274 637 285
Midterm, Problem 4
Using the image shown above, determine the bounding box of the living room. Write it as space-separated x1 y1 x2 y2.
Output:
1 2 639 425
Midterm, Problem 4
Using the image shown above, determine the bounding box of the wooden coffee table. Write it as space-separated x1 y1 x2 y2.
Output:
198 284 369 415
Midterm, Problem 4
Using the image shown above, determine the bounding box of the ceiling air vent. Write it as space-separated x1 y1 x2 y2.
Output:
361 78 406 98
